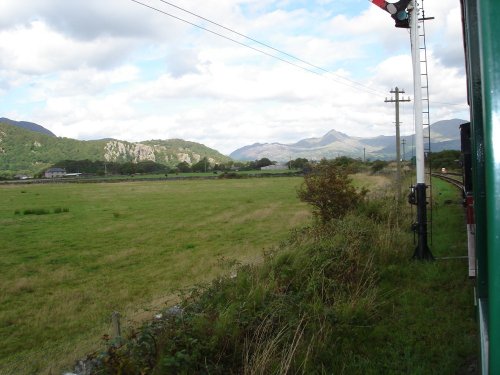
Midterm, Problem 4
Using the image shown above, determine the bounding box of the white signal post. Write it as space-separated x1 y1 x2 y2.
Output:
408 1 433 260
410 2 425 185
369 0 433 260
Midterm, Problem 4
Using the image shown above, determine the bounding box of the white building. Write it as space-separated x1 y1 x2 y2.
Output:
44 167 66 178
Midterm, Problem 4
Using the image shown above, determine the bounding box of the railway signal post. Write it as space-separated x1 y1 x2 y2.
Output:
408 1 433 260
370 0 433 260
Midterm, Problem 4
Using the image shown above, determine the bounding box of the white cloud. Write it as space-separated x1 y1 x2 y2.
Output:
0 21 140 75
0 0 469 156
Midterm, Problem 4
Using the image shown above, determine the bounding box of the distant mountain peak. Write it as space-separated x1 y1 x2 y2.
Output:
0 117 56 137
230 119 467 161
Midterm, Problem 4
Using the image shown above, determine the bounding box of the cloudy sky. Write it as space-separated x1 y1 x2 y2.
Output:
0 0 468 155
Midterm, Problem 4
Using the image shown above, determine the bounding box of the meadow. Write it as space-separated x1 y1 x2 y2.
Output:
0 177 311 374
89 175 477 374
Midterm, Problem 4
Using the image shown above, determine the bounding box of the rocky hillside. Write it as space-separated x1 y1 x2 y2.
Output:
230 119 467 161
0 121 231 175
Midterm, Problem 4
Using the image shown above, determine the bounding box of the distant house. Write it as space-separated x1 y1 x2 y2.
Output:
261 164 288 171
45 167 66 178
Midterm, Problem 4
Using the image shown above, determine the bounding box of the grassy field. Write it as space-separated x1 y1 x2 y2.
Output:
91 174 476 374
0 177 312 374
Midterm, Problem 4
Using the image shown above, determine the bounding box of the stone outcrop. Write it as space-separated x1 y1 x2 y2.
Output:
104 141 156 163
103 140 214 166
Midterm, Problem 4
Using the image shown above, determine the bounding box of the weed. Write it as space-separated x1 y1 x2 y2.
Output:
95 205 382 373
218 172 245 179
23 208 50 215
89 180 474 374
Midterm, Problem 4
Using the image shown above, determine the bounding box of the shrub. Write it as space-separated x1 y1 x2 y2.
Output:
297 160 368 223
370 160 388 174
23 208 50 215
97 214 380 375
218 172 244 179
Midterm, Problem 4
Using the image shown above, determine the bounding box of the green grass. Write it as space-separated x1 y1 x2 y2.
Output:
0 177 311 374
349 178 476 374
1 175 475 374
92 176 476 374
104 169 298 179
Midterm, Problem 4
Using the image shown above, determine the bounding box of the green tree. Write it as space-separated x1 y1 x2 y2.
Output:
428 150 461 171
192 157 210 172
298 160 368 223
332 156 363 173
176 161 192 173
120 162 136 175
213 163 226 171
288 158 309 170
255 158 273 169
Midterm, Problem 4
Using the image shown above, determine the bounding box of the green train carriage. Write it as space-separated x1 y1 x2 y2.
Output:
460 0 500 373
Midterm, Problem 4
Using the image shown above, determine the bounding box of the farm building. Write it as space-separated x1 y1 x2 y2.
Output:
261 164 288 171
44 167 66 178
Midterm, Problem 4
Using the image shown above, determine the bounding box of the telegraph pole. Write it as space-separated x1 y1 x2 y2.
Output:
385 87 410 200
401 139 406 161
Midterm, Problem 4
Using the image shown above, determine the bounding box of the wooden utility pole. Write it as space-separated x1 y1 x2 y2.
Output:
401 139 407 161
385 87 410 200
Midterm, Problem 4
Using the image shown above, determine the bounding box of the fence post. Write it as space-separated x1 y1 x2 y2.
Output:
111 311 121 344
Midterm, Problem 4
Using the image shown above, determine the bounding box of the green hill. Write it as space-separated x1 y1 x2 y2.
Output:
0 122 231 176
0 117 56 137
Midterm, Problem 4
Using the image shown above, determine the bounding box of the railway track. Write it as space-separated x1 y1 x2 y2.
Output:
432 172 464 190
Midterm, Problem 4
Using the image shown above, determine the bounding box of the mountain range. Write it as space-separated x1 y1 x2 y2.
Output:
0 119 231 175
0 117 56 137
229 119 467 161
0 117 466 175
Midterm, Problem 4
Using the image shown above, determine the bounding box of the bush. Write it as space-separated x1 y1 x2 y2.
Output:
23 208 50 215
370 160 388 174
297 161 368 223
78 186 474 375
428 150 461 171
89 210 381 375
218 172 244 179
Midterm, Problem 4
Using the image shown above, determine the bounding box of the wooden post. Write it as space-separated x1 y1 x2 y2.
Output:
112 311 121 339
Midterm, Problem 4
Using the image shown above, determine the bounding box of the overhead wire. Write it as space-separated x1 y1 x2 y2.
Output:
155 0 387 97
432 101 467 107
129 0 387 98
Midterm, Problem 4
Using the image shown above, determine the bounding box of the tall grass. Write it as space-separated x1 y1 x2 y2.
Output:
92 180 476 374
89 199 387 372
